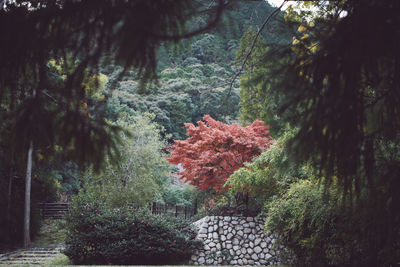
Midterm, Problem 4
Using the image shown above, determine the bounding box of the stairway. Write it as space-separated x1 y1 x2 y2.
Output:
39 203 69 219
0 244 64 265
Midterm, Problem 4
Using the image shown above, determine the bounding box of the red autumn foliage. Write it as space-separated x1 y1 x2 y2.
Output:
167 115 273 192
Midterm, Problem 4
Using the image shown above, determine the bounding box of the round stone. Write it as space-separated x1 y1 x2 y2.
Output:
252 253 259 260
198 257 205 264
254 246 262 253
236 225 244 230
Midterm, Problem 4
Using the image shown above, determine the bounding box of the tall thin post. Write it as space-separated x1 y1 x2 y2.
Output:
23 139 33 248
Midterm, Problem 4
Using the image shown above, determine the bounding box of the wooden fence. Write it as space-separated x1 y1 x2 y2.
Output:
38 203 69 219
151 202 197 219
39 202 196 219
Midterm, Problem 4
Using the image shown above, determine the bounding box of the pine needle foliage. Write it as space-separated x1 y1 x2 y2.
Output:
0 0 231 169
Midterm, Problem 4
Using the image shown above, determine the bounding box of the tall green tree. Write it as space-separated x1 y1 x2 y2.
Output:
80 114 170 208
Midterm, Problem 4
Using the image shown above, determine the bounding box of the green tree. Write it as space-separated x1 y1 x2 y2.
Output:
227 128 303 211
80 114 170 208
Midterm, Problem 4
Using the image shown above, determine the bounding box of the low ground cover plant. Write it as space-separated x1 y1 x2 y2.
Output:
64 199 201 265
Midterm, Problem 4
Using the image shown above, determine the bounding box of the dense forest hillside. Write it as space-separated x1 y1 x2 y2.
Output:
102 0 292 140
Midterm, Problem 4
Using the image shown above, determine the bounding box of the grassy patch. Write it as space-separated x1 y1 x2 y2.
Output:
31 219 66 247
44 254 71 265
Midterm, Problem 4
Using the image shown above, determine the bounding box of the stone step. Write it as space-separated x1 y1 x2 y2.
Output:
0 244 65 266
12 254 57 259
0 261 44 266
22 250 61 253
4 255 53 260
4 257 48 261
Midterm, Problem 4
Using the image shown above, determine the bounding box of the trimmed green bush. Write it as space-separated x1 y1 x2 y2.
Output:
64 200 201 265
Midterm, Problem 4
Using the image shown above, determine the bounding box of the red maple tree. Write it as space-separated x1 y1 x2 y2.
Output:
167 115 273 192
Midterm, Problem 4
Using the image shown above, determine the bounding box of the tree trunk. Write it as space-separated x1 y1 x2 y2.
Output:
23 139 33 248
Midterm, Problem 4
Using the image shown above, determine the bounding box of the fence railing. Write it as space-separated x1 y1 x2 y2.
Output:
39 202 197 219
151 202 197 219
38 203 69 219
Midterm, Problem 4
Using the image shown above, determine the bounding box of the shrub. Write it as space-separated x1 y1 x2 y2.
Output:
64 199 201 265
265 179 370 266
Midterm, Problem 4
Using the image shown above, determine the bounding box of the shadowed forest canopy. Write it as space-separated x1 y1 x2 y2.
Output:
0 0 234 166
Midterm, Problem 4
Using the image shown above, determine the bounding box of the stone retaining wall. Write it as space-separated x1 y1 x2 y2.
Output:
190 216 283 266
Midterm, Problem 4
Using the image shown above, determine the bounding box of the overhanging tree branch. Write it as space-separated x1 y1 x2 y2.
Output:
226 0 287 98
